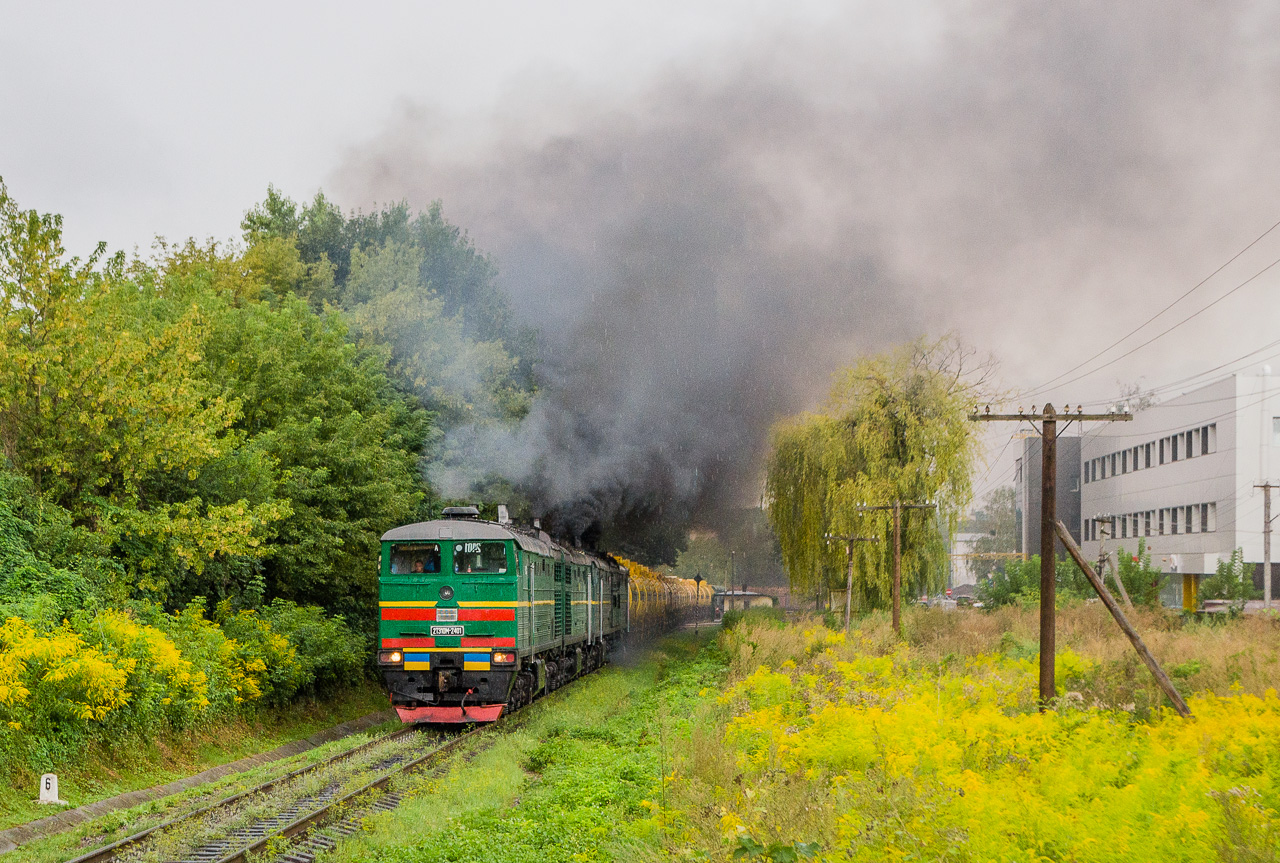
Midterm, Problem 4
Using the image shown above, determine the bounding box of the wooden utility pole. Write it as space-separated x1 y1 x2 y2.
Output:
1056 520 1191 717
727 550 735 614
825 533 881 633
970 404 1131 708
1256 483 1275 609
854 501 935 636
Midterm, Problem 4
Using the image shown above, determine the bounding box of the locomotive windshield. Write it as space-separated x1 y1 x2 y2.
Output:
453 541 508 574
389 543 441 574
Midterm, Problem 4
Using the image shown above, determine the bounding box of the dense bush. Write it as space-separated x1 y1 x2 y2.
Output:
0 598 361 775
1200 547 1260 610
977 540 1165 609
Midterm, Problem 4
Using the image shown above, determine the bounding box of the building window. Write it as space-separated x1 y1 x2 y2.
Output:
1171 507 1179 534
1121 451 1128 474
1171 435 1179 461
1207 503 1216 532
1145 443 1152 468
1209 424 1217 453
1186 430 1194 457
1158 509 1165 535
1200 503 1209 533
1202 426 1211 455
1110 453 1117 475
1144 511 1152 536
1159 439 1166 464
1187 505 1195 533
1121 516 1128 539
1133 446 1140 470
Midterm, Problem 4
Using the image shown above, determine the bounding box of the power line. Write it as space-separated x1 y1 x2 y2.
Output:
1074 338 1280 410
1021 216 1280 399
1023 252 1280 397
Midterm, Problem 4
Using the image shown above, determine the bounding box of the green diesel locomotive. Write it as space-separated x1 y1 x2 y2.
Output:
377 506 630 723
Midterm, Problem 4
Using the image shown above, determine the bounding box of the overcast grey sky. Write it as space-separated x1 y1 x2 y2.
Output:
1 1 837 252
6 1 1280 503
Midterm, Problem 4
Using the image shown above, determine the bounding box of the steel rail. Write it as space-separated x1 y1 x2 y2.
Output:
67 725 418 863
210 725 487 863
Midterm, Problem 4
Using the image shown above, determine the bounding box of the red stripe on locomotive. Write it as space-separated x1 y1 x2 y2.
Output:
458 608 515 621
381 607 435 621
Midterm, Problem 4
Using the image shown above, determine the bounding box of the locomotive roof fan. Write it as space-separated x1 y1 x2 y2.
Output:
440 505 481 520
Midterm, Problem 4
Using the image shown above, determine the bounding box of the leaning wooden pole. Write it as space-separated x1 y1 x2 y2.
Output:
1055 520 1191 717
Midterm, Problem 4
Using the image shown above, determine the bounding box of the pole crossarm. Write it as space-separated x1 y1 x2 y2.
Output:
949 552 1027 560
969 413 1133 422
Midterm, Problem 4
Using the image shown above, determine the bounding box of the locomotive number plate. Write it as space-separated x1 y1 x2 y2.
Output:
430 625 464 637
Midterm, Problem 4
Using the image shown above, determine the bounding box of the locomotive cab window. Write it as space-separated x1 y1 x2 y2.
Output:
454 541 508 574
390 543 441 574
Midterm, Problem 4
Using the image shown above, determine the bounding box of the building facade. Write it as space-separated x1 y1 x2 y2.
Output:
1016 435 1082 554
1076 373 1280 603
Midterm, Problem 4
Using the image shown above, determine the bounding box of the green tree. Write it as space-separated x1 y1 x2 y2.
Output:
1113 539 1166 608
766 337 990 609
1199 547 1258 611
169 264 432 617
671 534 731 587
0 180 284 588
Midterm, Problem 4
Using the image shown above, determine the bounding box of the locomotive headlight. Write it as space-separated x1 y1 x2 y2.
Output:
438 585 454 600
491 651 517 664
378 650 403 665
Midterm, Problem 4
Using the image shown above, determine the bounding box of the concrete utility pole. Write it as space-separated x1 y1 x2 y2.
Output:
853 501 935 636
1094 518 1133 609
970 403 1132 709
825 533 881 633
1256 483 1276 609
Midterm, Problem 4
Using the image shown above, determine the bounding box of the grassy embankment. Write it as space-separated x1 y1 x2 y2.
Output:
320 633 724 863
0 681 389 832
322 607 1280 863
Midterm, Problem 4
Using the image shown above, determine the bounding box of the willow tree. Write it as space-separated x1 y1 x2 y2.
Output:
766 337 991 609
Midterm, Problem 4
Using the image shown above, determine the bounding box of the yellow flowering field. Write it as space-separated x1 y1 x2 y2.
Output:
666 611 1280 862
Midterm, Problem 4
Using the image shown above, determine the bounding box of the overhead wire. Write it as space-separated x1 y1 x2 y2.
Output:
1021 252 1280 398
1018 216 1280 400
1073 338 1280 410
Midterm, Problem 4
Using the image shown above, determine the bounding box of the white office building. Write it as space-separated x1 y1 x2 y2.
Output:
1078 372 1280 606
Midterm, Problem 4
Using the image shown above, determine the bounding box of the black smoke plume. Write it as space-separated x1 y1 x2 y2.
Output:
335 1 1280 559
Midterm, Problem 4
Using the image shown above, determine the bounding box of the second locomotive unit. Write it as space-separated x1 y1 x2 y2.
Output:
377 506 630 723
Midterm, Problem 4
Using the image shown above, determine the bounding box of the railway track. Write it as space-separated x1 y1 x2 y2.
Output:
66 723 475 863
67 646 601 863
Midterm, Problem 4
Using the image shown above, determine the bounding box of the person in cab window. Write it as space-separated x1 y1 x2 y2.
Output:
411 559 425 573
